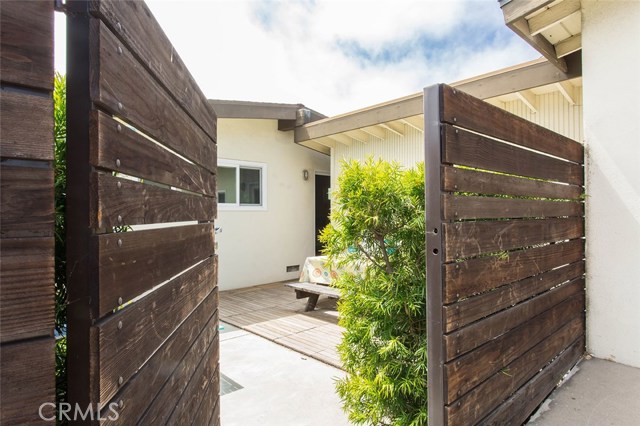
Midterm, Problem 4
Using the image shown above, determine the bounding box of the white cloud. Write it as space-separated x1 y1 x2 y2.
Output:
57 1 540 116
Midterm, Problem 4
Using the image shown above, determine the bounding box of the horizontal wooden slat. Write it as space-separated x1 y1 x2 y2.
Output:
444 261 585 332
0 165 54 238
444 293 584 403
95 257 216 405
444 238 584 303
0 337 55 424
0 89 54 160
443 166 582 202
0 237 54 342
444 278 583 360
89 0 217 141
163 346 219 424
94 172 216 229
193 362 221 426
443 217 583 261
446 320 584 425
440 85 583 163
209 397 221 426
96 223 214 317
479 336 585 425
92 20 216 172
0 1 53 90
92 110 216 196
443 194 583 220
101 294 219 425
442 125 583 185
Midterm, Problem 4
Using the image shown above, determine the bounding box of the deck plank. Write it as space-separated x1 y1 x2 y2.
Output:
219 282 343 368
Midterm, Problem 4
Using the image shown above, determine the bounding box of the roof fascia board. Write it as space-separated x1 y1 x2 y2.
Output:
294 52 581 143
294 93 422 142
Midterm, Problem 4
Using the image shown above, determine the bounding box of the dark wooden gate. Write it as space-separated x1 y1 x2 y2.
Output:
425 84 585 425
0 1 56 423
66 1 219 424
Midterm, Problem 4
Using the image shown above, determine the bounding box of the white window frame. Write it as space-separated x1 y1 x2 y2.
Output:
218 159 268 211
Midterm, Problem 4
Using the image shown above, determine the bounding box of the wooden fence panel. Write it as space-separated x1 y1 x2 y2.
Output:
0 1 55 423
67 1 219 424
425 84 585 426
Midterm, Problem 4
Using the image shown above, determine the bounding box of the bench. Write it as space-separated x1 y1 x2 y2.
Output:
284 282 340 312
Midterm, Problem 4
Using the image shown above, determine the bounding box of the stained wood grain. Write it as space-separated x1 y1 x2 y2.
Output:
0 89 54 160
163 346 219 424
95 257 216 405
443 261 585 332
443 194 583 220
192 360 221 426
444 238 584 303
443 217 584 261
0 337 55 424
0 165 54 238
94 172 216 230
100 292 218 425
442 166 583 200
92 110 216 196
479 336 585 425
91 20 216 172
444 294 584 402
89 0 217 141
0 1 53 90
96 224 215 317
208 393 221 426
443 125 583 185
440 85 584 163
0 237 54 343
446 319 584 424
444 278 583 360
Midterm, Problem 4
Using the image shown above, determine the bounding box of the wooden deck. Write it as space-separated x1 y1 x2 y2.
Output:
219 282 344 368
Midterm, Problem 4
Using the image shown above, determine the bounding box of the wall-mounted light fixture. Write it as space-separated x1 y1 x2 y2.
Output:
303 170 309 181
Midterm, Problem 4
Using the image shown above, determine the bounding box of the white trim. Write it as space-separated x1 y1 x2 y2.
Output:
218 158 268 211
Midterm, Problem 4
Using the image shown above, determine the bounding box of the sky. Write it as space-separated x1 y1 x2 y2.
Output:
54 0 539 116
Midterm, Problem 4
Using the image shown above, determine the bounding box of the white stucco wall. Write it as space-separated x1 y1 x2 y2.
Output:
215 118 330 291
582 0 640 367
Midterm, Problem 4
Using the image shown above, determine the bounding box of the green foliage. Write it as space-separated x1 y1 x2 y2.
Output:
53 72 68 421
321 159 427 426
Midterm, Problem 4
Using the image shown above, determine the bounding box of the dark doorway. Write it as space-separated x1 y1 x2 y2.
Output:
315 174 331 255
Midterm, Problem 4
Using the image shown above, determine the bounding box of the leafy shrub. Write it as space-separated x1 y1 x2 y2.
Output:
321 159 427 426
53 72 67 422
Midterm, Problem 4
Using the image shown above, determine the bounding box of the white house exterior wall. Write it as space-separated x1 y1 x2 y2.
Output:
216 118 330 291
582 0 640 368
501 87 583 143
332 125 424 188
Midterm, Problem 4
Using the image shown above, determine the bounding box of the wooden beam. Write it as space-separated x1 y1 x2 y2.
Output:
327 133 353 146
380 121 405 136
361 125 386 140
555 81 576 105
484 98 506 109
315 137 337 149
501 0 556 25
510 18 568 72
294 92 422 142
555 34 581 58
344 129 370 143
451 53 580 100
516 90 538 113
401 115 424 131
297 139 331 155
528 0 581 36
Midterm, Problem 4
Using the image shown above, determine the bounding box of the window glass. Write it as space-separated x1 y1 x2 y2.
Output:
218 166 237 204
240 167 261 205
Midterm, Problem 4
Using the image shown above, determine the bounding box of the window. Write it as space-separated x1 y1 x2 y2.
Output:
218 160 267 210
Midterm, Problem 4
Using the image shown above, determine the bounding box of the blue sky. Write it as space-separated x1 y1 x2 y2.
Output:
55 0 539 116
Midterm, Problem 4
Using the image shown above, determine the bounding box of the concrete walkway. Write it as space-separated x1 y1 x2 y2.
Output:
529 357 640 425
219 323 349 426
